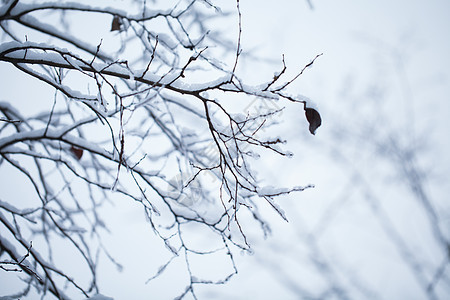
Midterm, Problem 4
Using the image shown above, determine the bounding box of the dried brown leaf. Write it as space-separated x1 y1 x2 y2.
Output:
111 16 122 32
305 107 322 135
70 146 84 160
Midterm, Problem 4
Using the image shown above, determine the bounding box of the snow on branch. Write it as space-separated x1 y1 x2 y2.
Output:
0 1 321 298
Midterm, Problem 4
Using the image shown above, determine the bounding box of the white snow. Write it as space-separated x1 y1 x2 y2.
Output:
85 294 114 300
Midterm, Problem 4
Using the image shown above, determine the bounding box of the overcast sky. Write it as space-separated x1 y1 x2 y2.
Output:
1 0 449 299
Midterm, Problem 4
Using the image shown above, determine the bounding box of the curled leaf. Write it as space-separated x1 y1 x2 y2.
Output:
304 107 321 135
70 146 83 160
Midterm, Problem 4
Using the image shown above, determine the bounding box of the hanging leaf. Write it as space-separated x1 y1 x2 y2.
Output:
304 107 322 135
70 146 84 160
111 16 122 32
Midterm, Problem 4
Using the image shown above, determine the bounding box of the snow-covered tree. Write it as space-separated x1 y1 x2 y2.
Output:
0 0 321 298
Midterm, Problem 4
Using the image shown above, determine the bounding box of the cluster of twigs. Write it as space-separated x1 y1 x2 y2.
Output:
0 0 319 298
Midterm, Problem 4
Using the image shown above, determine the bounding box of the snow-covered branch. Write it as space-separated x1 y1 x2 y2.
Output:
0 1 320 298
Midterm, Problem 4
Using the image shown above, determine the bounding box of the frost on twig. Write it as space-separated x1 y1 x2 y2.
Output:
0 1 320 298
